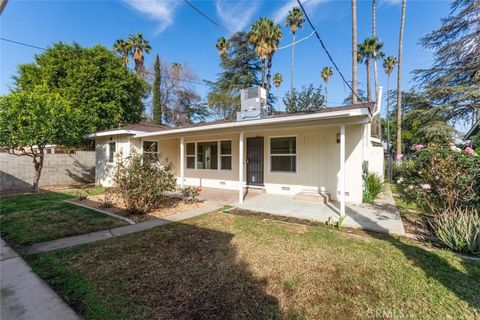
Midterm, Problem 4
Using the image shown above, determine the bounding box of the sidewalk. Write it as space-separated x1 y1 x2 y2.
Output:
28 202 223 254
0 239 80 320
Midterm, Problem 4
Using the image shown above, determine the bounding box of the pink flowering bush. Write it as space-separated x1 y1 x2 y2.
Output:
398 144 480 213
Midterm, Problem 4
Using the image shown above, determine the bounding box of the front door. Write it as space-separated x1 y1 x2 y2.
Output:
246 137 264 186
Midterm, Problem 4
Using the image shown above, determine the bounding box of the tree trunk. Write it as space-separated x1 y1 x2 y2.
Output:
352 0 358 104
396 0 406 162
366 59 372 102
261 59 266 89
325 82 328 107
291 33 296 93
386 76 391 153
372 0 378 100
266 55 273 103
32 150 44 192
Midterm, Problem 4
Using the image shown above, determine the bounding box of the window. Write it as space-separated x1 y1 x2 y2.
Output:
197 141 218 170
108 142 116 163
186 143 195 169
143 141 158 161
220 141 232 170
270 137 296 173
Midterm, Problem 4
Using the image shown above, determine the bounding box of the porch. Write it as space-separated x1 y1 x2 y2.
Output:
198 187 405 236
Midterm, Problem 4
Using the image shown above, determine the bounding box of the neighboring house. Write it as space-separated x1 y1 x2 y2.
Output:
88 88 384 215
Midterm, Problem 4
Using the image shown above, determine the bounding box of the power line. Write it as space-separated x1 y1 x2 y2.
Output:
183 0 232 34
296 0 367 107
0 37 47 50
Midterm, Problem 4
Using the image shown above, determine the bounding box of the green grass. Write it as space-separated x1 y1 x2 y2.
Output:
0 190 126 249
27 212 480 319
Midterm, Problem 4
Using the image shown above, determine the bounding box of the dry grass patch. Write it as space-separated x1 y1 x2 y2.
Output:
29 212 480 319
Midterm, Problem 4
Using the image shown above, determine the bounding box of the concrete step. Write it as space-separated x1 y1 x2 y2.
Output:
244 186 266 194
294 191 330 204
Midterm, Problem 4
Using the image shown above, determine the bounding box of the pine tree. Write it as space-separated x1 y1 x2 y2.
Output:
152 54 162 125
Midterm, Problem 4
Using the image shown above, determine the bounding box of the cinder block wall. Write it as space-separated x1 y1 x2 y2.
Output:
0 151 95 193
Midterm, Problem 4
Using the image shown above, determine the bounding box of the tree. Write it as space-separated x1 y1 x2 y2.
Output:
343 88 366 105
0 87 82 191
283 84 325 113
396 0 406 161
273 73 283 88
357 37 384 102
285 6 304 92
215 37 228 58
414 0 480 125
14 43 149 135
372 0 380 101
113 39 132 67
128 33 152 76
351 0 358 104
383 56 398 152
208 32 260 119
321 66 333 106
152 54 162 125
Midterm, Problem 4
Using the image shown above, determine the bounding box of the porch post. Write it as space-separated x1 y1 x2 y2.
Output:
340 124 346 216
180 137 185 189
239 131 244 203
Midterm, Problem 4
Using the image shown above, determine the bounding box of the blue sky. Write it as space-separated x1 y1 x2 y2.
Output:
1 0 451 115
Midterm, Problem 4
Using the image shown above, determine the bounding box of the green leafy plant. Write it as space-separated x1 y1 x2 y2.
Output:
431 207 480 256
181 186 201 203
75 191 88 201
113 152 176 215
335 215 346 229
363 173 384 204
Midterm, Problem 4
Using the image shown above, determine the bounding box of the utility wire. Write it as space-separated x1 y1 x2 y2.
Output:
296 0 367 107
184 0 232 34
277 31 315 50
0 37 47 50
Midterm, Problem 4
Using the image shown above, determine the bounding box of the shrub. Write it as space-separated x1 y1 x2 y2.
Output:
363 173 384 204
181 186 201 203
113 152 176 215
75 190 88 201
398 144 480 213
100 190 114 208
431 207 480 256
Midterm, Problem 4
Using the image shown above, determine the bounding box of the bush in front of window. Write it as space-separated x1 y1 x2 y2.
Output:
113 152 176 215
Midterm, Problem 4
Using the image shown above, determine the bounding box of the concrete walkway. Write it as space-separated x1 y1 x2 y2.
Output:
28 202 222 254
0 240 80 320
236 185 406 236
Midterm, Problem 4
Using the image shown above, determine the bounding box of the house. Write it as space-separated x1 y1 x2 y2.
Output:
88 87 384 215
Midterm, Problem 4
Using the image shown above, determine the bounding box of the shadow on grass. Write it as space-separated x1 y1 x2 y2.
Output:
348 209 480 312
29 221 282 319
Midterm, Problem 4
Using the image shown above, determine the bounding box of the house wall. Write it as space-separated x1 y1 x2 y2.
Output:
95 135 132 186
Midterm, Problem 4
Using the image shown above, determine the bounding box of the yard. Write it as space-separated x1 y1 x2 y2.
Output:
27 210 480 319
0 189 127 250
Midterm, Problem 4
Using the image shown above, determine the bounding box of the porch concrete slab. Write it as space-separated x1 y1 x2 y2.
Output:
236 186 405 236
28 230 113 254
1 240 80 320
199 187 240 204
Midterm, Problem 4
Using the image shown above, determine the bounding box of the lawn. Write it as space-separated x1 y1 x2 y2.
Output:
28 211 480 319
0 189 127 249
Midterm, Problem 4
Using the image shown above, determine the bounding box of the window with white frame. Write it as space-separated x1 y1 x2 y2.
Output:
220 141 232 170
108 142 116 163
186 143 195 169
197 141 218 170
143 141 159 160
270 137 296 173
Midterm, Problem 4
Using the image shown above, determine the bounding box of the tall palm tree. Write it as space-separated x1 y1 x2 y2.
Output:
113 39 132 68
357 37 384 103
273 73 283 88
285 7 304 93
396 0 406 162
128 33 152 75
383 56 397 153
351 0 358 104
321 66 333 106
249 17 282 99
372 0 380 101
215 37 228 58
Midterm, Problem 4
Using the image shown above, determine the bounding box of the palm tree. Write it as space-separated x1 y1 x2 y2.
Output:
273 73 283 88
113 39 132 67
128 33 152 75
215 37 228 58
357 37 384 103
396 0 406 162
372 0 380 100
383 56 398 153
321 67 334 106
351 0 358 104
249 17 282 99
285 7 304 93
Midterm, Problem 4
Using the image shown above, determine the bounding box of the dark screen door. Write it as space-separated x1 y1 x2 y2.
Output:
246 137 264 185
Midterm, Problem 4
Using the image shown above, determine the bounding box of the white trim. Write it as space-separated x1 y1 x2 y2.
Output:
269 135 298 175
135 109 370 139
87 129 148 138
339 125 346 216
239 131 244 203
180 137 185 189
